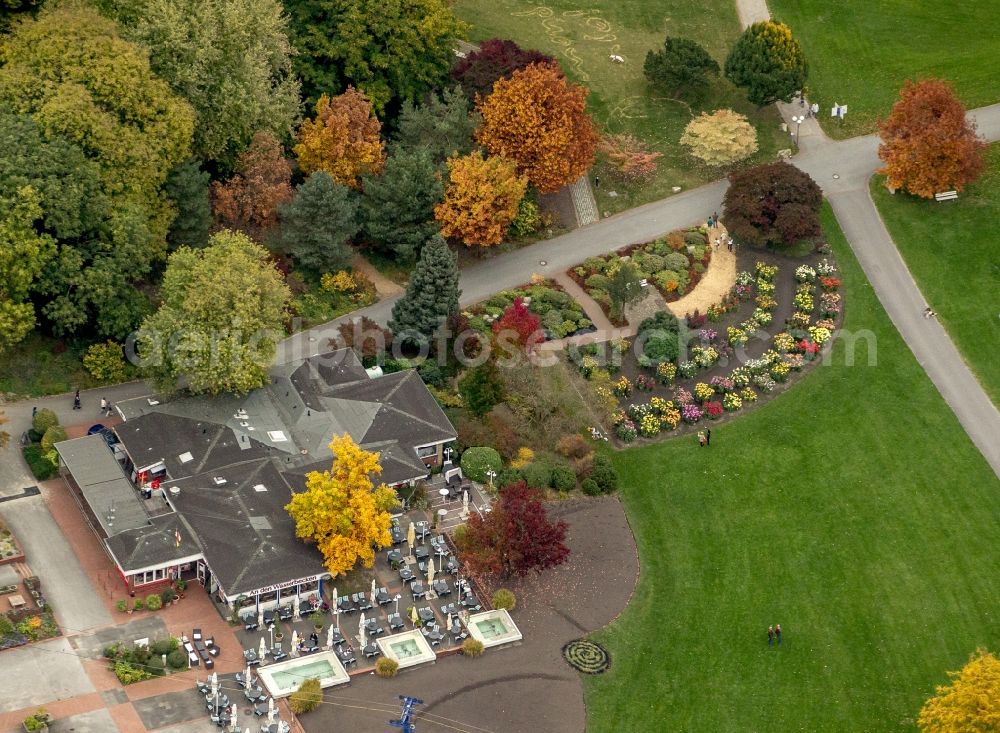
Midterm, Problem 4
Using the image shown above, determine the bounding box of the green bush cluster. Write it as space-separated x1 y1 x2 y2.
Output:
82 340 130 383
375 657 400 677
22 445 58 481
462 638 485 657
289 677 323 714
460 447 502 483
473 284 589 339
589 455 620 494
32 409 59 435
40 425 67 452
492 588 517 610
113 660 153 684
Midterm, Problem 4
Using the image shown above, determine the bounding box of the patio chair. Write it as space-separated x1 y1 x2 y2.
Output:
203 657 214 670
206 638 220 656
277 606 293 621
271 645 287 662
243 617 259 632
253 702 268 717
196 680 210 695
192 628 203 641
446 556 459 574
399 565 414 583
388 613 404 630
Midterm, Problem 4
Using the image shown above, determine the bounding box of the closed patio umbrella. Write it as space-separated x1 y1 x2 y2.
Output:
293 595 300 619
290 630 299 656
230 703 238 731
426 557 435 586
407 522 416 552
257 606 264 629
268 696 276 722
259 637 267 661
359 612 366 641
371 578 377 606
359 623 367 650
410 605 419 626
326 624 335 650
447 611 453 633
245 663 252 689
210 672 218 698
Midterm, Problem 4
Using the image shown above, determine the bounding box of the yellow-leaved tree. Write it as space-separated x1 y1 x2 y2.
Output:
285 434 398 576
918 648 1000 733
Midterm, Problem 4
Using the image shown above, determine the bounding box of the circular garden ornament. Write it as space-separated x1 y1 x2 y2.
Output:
562 639 610 674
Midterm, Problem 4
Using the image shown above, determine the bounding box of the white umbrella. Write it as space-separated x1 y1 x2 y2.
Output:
326 624 335 650
371 578 377 606
230 703 238 731
447 610 453 634
407 521 416 551
259 637 267 660
359 623 367 649
359 612 366 641
427 557 436 586
210 671 218 697
290 630 299 656
293 595 300 619
257 606 264 629
462 488 469 516
268 696 276 723
245 663 252 689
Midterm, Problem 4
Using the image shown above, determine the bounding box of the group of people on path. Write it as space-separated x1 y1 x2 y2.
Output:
66 390 113 416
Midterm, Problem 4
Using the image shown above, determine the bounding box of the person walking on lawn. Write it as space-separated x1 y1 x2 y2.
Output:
705 428 711 446
775 624 782 645
767 625 774 646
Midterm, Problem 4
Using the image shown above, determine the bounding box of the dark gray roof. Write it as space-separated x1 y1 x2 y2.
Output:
165 459 327 596
55 435 148 536
105 514 201 573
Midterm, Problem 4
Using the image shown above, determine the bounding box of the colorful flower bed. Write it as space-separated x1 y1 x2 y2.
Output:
465 280 592 340
568 228 712 322
575 254 844 442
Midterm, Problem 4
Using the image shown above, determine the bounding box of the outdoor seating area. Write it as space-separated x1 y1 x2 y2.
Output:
182 629 221 669
196 672 289 731
230 495 512 680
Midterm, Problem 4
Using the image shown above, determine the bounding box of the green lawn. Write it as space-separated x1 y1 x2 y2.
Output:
453 0 788 213
584 203 1000 731
871 143 1000 406
768 0 1000 138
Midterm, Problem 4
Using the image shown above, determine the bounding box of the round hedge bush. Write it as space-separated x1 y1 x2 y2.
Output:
167 649 188 669
580 478 601 496
523 462 552 490
551 466 576 492
375 657 399 677
460 447 502 483
145 594 163 611
492 588 517 610
462 638 485 657
32 408 59 436
40 425 67 452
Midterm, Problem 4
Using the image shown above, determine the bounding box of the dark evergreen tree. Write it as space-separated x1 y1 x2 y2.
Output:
388 234 460 341
277 171 359 272
643 37 719 97
164 159 211 249
722 161 821 247
392 87 478 166
360 148 443 262
724 21 807 106
458 361 505 417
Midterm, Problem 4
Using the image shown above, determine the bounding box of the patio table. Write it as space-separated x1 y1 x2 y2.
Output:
398 565 414 582
387 549 403 566
375 590 392 605
417 607 435 624
363 643 380 658
244 687 265 702
411 582 426 599
433 580 450 596
414 546 429 561
390 526 404 544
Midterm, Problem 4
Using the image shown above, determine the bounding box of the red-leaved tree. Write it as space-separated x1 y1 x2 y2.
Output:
456 481 569 581
878 78 986 198
211 131 293 233
492 297 542 351
451 38 556 101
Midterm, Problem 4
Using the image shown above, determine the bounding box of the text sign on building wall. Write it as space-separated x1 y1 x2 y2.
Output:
253 574 320 596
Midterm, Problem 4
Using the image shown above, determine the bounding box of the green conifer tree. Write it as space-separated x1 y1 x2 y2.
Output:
388 234 460 341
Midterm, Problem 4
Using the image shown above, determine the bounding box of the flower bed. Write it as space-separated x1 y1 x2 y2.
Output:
571 249 844 443
568 228 712 321
465 280 592 340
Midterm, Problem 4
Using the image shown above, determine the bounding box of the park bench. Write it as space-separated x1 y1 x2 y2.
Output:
934 190 958 202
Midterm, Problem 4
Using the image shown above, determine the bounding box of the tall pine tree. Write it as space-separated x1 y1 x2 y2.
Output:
277 171 359 272
165 159 211 249
388 234 460 341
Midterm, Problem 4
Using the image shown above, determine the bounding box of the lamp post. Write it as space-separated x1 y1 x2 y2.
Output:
485 470 496 489
791 114 805 144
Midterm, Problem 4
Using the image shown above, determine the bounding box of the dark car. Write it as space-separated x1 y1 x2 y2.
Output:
86 424 119 448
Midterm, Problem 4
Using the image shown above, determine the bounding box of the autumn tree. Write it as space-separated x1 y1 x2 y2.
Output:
392 87 479 166
456 481 569 581
138 230 291 395
725 21 807 106
0 187 55 352
285 434 398 577
644 37 719 98
598 134 663 183
164 160 211 249
452 38 555 101
294 88 385 189
477 63 599 193
434 151 527 247
878 78 987 198
723 162 822 248
458 361 505 417
388 234 460 342
284 0 467 111
211 131 294 232
492 298 542 351
918 648 1000 733
123 0 301 168
360 148 443 262
681 109 759 166
277 171 359 272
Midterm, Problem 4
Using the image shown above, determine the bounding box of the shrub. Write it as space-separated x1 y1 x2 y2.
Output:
289 677 323 714
459 362 505 417
417 360 445 388
32 408 58 436
151 638 177 656
375 657 399 678
572 454 594 480
523 462 553 490
510 447 535 469
22 710 50 732
460 447 503 483
724 162 822 248
145 594 163 611
551 466 576 492
38 425 66 452
462 638 485 657
663 252 690 272
580 478 601 496
496 467 525 489
167 649 187 669
116 599 128 613
590 455 619 493
492 588 517 610
556 434 590 459
132 598 145 612
113 660 152 684
22 445 58 481
83 341 129 383
147 656 166 676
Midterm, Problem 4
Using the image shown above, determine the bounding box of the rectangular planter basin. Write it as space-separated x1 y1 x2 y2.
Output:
467 609 522 648
376 629 437 669
257 650 350 697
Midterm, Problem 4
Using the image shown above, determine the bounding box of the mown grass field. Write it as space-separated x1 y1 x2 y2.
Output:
584 203 1000 731
768 0 1000 137
453 0 788 213
871 143 1000 405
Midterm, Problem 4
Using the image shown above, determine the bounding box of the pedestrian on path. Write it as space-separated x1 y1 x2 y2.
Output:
707 215 713 228
100 397 108 415
767 625 774 646
713 211 719 225
775 624 782 645
594 176 600 189
73 389 81 410
726 236 734 252
811 102 819 118
697 431 706 447
32 406 37 418
923 306 937 318
705 429 711 446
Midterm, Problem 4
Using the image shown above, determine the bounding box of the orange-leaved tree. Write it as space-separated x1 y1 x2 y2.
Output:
211 130 293 231
293 87 385 188
434 151 527 247
878 78 986 198
918 648 1000 733
285 433 398 576
476 62 598 193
